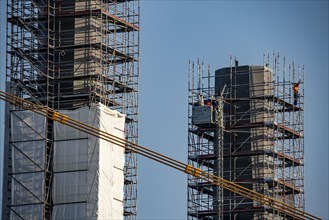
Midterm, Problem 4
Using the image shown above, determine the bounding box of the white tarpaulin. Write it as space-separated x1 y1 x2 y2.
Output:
10 103 125 220
53 103 125 219
10 111 46 220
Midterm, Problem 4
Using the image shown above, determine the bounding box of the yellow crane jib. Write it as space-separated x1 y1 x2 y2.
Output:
49 111 69 124
185 164 202 177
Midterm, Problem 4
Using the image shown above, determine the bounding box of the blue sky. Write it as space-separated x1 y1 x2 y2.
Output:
138 1 328 219
0 1 328 219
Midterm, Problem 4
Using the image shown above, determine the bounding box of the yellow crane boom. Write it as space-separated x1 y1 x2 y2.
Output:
0 90 321 220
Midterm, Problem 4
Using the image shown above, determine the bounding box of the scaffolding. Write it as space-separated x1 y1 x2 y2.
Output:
187 60 224 220
4 0 139 219
187 55 305 219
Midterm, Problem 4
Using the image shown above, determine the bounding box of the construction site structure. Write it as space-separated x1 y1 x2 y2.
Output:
2 0 139 219
187 55 305 219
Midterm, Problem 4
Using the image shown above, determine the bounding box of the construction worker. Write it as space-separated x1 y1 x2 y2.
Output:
293 80 301 106
194 94 204 106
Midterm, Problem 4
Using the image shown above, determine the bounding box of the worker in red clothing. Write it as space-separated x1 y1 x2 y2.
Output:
293 80 301 106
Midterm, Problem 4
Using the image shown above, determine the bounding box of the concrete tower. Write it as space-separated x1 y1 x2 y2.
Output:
2 0 139 219
188 59 305 219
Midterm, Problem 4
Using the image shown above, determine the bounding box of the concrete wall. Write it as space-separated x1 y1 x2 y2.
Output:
37 0 105 109
215 65 276 219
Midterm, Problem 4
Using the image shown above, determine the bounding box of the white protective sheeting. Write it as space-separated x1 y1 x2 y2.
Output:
53 103 125 219
10 103 125 220
10 111 46 220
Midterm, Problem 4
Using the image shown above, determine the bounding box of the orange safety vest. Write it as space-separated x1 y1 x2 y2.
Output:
293 83 300 93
